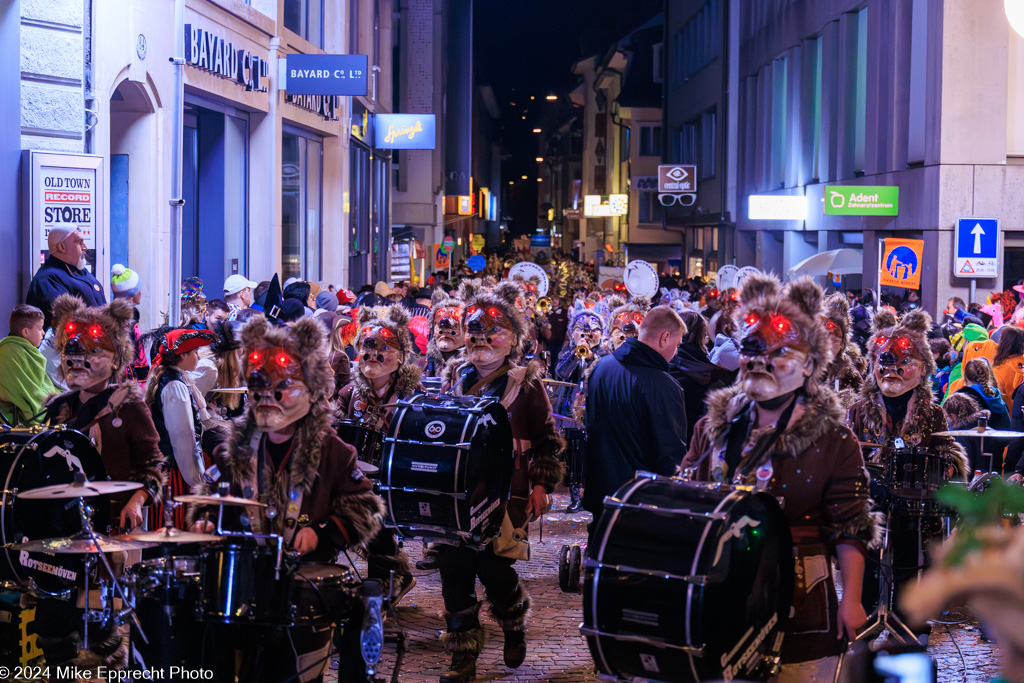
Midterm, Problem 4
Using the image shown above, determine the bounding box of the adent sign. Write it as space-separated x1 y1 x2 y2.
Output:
283 54 368 96
374 114 436 149
824 186 899 216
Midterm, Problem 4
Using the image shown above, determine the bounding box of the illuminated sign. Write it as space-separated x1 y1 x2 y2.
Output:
584 194 628 217
824 186 899 216
282 54 367 96
748 195 808 220
374 114 436 149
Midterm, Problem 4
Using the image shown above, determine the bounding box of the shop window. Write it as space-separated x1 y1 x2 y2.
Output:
284 0 323 48
282 129 323 281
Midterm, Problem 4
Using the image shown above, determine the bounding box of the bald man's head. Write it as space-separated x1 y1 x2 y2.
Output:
638 306 687 363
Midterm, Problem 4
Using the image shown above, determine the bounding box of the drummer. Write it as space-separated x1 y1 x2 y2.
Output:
39 294 166 671
438 279 564 682
847 307 969 640
681 274 878 681
337 303 421 604
189 312 384 683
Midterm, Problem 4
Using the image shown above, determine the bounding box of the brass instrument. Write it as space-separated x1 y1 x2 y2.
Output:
575 344 592 361
536 297 551 314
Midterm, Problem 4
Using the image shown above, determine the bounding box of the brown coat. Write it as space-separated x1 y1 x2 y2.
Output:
442 357 564 528
45 382 166 518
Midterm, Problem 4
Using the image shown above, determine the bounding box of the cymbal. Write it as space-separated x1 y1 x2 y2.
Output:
208 387 247 394
541 379 577 388
933 428 1023 438
16 480 143 499
119 527 220 544
174 493 266 507
356 460 379 474
858 441 885 448
14 531 156 554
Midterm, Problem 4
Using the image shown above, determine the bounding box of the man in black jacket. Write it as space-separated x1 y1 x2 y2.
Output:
583 306 688 532
27 227 105 328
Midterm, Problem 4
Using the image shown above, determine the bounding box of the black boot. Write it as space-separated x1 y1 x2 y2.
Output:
489 584 530 669
440 651 478 682
566 484 582 513
502 630 526 668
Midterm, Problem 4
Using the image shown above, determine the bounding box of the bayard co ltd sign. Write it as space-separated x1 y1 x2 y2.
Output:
184 24 269 92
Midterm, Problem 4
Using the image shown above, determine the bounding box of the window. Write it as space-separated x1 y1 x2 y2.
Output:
700 110 716 178
638 192 664 224
639 125 661 156
673 124 696 164
854 8 868 172
284 0 323 47
282 129 323 281
908 0 928 163
770 56 788 188
350 0 360 53
674 0 720 83
653 42 664 83
812 35 823 180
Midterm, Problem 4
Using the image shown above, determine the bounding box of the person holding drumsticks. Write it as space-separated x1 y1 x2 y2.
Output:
681 274 880 682
438 279 564 683
188 313 384 683
337 303 422 605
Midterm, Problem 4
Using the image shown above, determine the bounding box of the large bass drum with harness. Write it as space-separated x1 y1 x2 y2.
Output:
0 427 109 594
584 474 793 682
378 394 514 547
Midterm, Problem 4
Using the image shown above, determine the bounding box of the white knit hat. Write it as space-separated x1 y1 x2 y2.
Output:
110 264 141 299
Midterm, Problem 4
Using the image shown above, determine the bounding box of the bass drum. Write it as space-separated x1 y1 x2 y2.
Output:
0 427 108 594
379 394 514 546
584 475 793 682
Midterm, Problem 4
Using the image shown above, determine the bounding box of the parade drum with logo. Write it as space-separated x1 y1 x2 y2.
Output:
0 427 108 594
378 394 514 546
584 474 793 682
335 419 385 474
884 447 946 499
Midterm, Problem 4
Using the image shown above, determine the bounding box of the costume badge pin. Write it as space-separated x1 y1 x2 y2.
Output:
756 464 774 482
111 417 122 428
910 434 922 446
894 437 906 449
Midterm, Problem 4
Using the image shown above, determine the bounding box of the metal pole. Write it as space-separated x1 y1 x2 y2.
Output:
169 0 186 326
969 279 977 307
876 238 884 312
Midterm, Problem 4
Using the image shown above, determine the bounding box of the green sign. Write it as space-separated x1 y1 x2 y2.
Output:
441 236 455 254
824 186 899 216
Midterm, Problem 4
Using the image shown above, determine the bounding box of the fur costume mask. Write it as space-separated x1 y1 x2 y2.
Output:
430 289 464 355
357 305 415 381
823 293 852 357
867 309 933 398
733 274 832 403
608 297 651 351
463 280 528 365
241 314 333 433
52 294 135 390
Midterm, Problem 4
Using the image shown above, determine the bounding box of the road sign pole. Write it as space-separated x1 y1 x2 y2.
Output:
970 279 976 307
877 238 883 312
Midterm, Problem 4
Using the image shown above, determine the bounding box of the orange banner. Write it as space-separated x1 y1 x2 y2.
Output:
433 243 449 270
880 238 924 289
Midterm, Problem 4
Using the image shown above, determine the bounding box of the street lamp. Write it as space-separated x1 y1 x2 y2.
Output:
1008 0 1024 38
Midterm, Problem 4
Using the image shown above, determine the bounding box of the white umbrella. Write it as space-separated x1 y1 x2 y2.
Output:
787 248 863 277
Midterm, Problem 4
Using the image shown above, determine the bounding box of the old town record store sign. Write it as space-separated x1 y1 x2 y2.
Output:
184 24 269 93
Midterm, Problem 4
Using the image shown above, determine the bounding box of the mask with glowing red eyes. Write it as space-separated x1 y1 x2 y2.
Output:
60 319 116 390
465 304 515 366
872 335 923 397
609 311 645 350
245 347 311 431
357 325 403 380
737 311 812 402
824 319 845 356
432 307 464 353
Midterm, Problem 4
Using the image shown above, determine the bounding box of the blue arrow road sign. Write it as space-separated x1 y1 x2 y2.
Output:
954 217 999 278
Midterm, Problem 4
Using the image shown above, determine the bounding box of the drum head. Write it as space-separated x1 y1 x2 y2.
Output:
0 428 108 593
624 260 659 299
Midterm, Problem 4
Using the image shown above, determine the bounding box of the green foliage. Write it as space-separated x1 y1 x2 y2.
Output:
934 478 1024 567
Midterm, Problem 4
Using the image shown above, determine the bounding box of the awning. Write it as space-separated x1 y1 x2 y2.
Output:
623 242 683 262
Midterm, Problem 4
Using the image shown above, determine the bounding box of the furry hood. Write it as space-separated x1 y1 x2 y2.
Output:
51 294 136 375
426 287 464 363
608 296 651 330
823 293 853 348
865 308 936 379
732 273 834 383
357 304 417 360
463 280 529 362
241 314 334 406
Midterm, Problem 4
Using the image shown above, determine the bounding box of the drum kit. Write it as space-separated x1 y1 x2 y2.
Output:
0 425 386 678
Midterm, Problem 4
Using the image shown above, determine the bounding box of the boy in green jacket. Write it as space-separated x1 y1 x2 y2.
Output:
0 304 55 424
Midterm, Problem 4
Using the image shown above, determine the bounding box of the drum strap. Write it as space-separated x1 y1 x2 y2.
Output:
726 393 800 485
465 363 510 397
253 434 306 546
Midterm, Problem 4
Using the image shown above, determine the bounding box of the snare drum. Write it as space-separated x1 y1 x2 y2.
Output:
291 563 360 625
0 427 108 594
584 474 793 682
379 394 514 546
128 555 203 670
335 419 385 472
886 447 946 499
198 541 292 625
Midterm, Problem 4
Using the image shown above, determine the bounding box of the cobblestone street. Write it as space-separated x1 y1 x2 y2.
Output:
326 492 1002 683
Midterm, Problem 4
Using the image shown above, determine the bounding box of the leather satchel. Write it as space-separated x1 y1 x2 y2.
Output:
492 512 531 561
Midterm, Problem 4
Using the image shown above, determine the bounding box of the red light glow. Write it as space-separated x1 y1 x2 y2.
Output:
64 321 78 335
248 350 264 365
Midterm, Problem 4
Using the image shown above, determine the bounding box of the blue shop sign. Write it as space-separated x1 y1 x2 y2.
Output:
375 114 436 149
284 54 368 96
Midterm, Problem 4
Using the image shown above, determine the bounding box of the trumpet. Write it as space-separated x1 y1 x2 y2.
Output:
536 297 551 314
575 344 592 361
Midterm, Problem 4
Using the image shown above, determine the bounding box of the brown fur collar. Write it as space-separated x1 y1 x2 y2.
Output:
352 362 422 403
47 380 144 423
703 382 846 462
440 354 545 409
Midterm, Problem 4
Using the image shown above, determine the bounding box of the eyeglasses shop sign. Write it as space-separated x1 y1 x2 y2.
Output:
374 114 436 149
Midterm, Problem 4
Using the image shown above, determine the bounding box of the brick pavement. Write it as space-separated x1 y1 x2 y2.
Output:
326 493 1001 683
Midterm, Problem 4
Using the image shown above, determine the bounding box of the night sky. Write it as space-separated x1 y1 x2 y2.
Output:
474 0 663 238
